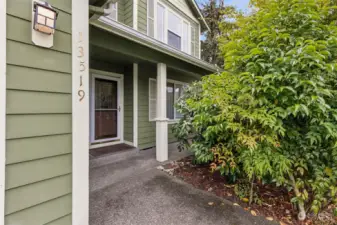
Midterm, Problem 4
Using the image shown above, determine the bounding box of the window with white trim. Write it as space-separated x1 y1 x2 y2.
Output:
147 0 194 55
107 2 118 21
149 78 186 121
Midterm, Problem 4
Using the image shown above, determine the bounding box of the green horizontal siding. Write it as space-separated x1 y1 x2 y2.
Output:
6 134 72 165
138 0 147 34
124 0 133 27
6 90 71 114
5 174 71 215
5 194 72 225
7 40 71 74
6 154 72 190
118 0 125 24
45 214 72 225
5 0 72 224
6 65 71 94
6 114 72 139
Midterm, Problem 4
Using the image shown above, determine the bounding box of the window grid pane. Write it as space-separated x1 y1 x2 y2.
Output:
182 22 189 53
157 4 165 42
168 31 181 50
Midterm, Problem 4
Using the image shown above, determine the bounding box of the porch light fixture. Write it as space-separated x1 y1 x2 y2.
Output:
32 0 58 48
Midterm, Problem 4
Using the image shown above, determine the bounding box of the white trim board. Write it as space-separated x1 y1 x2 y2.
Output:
72 0 89 224
133 64 138 147
0 0 6 223
133 0 138 29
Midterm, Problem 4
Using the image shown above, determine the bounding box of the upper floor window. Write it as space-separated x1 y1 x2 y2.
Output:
107 2 118 21
148 0 193 55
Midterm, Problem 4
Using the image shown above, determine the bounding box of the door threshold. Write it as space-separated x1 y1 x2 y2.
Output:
90 140 122 149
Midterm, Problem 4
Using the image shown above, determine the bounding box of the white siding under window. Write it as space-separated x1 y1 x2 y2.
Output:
147 0 155 37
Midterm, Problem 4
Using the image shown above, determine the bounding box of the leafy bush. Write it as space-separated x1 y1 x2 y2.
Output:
173 0 337 220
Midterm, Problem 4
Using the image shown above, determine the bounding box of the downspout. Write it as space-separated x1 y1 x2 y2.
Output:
89 0 119 16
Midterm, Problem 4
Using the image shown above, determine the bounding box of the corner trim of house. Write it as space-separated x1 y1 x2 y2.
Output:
133 63 138 147
133 0 138 29
72 0 90 224
0 0 6 223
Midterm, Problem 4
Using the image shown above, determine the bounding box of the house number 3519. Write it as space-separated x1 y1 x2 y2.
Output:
78 32 86 102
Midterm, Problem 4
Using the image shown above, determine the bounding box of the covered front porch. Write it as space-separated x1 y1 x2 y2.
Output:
89 20 215 161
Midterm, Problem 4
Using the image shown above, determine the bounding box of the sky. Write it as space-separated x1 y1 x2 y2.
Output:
196 0 250 12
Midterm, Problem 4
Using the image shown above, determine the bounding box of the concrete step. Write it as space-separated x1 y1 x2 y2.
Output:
90 147 139 169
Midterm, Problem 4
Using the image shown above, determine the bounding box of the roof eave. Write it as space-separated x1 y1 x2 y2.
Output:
90 17 218 73
189 0 210 32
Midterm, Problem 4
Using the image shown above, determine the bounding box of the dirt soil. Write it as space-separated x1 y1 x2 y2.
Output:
163 156 337 225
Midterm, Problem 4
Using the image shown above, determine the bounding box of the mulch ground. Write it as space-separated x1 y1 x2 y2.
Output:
162 156 337 225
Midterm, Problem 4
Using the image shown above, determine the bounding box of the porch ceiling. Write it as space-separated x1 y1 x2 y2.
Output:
90 44 140 66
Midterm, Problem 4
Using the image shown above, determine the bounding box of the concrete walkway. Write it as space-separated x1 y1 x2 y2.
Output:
89 144 276 225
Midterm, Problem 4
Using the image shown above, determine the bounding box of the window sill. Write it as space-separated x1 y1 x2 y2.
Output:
149 119 180 124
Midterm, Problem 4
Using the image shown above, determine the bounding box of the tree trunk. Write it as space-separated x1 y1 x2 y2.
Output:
249 173 255 206
289 174 306 221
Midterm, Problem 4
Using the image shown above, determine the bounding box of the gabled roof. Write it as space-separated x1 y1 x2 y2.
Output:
187 0 210 32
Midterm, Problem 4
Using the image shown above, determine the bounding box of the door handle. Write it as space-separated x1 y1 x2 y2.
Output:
118 106 121 112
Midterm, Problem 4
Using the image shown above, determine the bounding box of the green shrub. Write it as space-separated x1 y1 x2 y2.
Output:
173 0 337 220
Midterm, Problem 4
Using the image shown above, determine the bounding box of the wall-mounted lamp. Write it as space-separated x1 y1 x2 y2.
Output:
32 0 58 48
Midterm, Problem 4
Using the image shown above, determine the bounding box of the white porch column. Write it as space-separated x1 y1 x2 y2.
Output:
156 63 168 162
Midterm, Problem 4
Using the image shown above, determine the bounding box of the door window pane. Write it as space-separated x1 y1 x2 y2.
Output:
95 79 117 109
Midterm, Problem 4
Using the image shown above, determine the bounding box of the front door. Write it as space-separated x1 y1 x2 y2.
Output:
91 75 121 143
